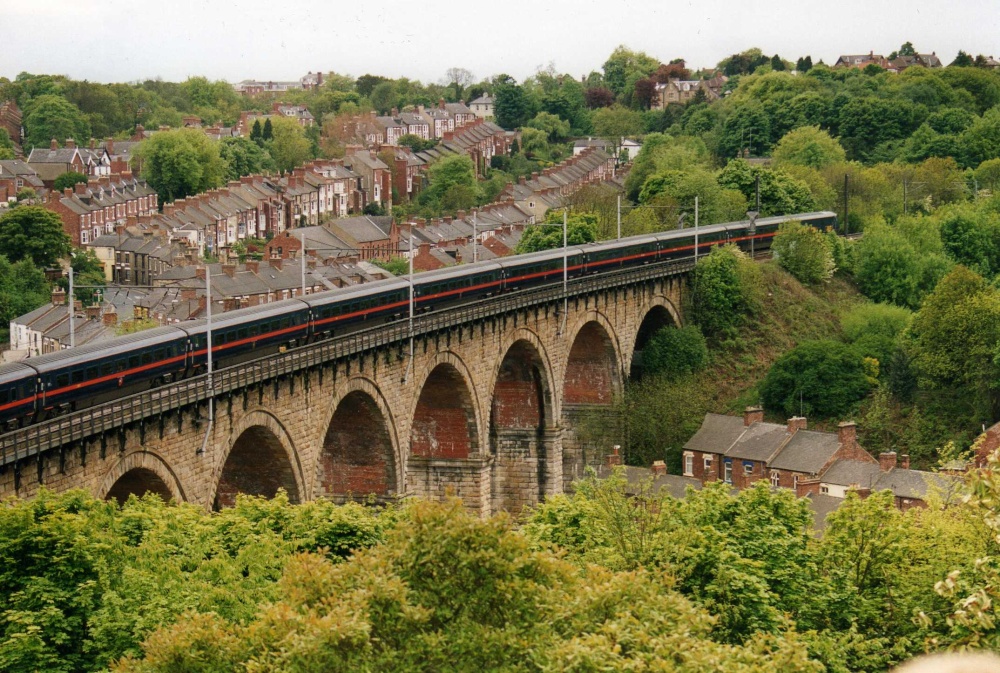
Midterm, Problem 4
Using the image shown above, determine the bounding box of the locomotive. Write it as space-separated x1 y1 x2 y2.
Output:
0 211 837 430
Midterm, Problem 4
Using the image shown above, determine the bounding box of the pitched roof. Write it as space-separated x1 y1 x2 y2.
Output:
820 460 883 488
725 421 789 462
683 413 747 453
768 430 840 475
874 468 957 500
594 465 703 500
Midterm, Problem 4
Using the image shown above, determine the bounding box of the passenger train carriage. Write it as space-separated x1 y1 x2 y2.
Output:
0 211 837 429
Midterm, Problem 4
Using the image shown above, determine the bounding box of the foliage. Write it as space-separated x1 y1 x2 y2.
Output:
134 129 226 203
0 206 71 267
52 171 88 192
0 254 50 327
717 159 815 217
771 220 836 284
772 126 846 169
264 116 312 173
117 497 822 673
218 136 273 181
760 339 872 418
851 219 952 309
371 257 409 276
641 324 708 379
418 154 479 215
0 490 389 673
492 74 534 130
397 133 436 152
591 104 645 140
514 211 597 254
689 244 763 340
23 94 90 150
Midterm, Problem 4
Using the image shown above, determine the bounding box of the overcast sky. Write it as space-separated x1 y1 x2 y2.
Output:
3 0 999 85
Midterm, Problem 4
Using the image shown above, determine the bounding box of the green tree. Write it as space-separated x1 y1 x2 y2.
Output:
397 133 436 152
771 126 846 169
717 159 815 216
0 128 14 160
601 45 661 101
52 171 89 192
959 106 1000 167
771 220 835 284
218 136 273 180
23 94 90 150
640 324 708 379
0 206 71 267
67 249 106 305
852 220 952 309
951 50 975 67
525 111 570 142
689 244 763 339
420 154 479 213
0 255 50 329
591 104 645 140
261 117 273 141
514 211 598 253
760 340 872 418
493 75 534 130
938 205 1000 276
264 116 312 173
134 129 226 203
249 119 262 144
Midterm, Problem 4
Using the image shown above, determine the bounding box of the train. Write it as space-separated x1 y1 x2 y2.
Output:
0 211 837 430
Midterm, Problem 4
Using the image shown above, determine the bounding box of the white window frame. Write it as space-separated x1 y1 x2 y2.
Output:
683 452 693 477
724 461 732 484
744 462 754 475
770 471 780 487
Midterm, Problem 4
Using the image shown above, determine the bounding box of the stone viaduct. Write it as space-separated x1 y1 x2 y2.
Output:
0 268 687 516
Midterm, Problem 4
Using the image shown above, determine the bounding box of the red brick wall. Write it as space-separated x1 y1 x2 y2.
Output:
411 365 476 459
320 391 393 497
730 459 766 489
686 450 721 483
564 323 615 405
214 426 300 509
491 345 544 430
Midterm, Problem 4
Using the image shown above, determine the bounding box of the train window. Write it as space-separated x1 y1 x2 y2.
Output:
117 359 127 372
72 370 84 384
86 367 98 379
129 355 140 369
0 390 8 404
155 349 165 361
100 362 112 376
249 325 258 337
141 352 153 365
238 328 248 340
56 374 69 388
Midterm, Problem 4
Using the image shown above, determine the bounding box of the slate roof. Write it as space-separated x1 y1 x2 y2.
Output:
820 460 883 488
807 494 843 533
593 465 704 500
683 413 747 453
326 216 393 243
725 421 789 462
768 430 841 475
874 468 957 500
470 95 493 105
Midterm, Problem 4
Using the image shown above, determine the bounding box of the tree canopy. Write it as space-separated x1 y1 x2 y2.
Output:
0 206 71 268
134 129 226 203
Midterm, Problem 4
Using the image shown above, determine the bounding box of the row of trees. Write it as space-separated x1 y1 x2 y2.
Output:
3 469 998 672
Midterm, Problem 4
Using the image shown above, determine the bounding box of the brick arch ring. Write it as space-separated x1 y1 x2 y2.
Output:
316 375 404 495
208 408 307 505
625 294 684 373
490 326 558 427
407 349 485 458
562 308 627 397
98 450 187 502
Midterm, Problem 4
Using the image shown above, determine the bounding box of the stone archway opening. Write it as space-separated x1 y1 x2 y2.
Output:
562 321 621 488
411 363 479 460
490 340 553 513
214 426 300 510
630 305 677 380
319 390 396 501
105 468 173 503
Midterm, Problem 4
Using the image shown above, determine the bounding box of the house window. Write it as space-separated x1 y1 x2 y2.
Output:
792 474 799 489
704 456 712 471
743 462 754 475
683 452 693 477
820 485 829 495
770 471 780 487
723 460 732 484
80 230 89 244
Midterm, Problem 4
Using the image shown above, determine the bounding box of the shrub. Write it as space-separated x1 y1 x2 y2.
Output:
641 325 708 379
760 340 872 418
771 220 835 284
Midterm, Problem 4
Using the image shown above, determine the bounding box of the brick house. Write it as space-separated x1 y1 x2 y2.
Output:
345 149 391 210
45 173 158 246
816 451 958 511
0 99 23 155
0 160 44 204
27 139 88 186
469 95 493 120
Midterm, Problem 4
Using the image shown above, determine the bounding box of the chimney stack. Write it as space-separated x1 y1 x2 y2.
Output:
879 451 897 472
245 260 259 274
743 406 763 427
86 305 101 321
51 288 66 306
65 138 75 149
102 307 117 327
900 454 910 470
605 445 623 467
838 421 857 449
222 263 236 278
787 417 807 434
50 138 58 150
651 460 666 476
269 258 283 270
